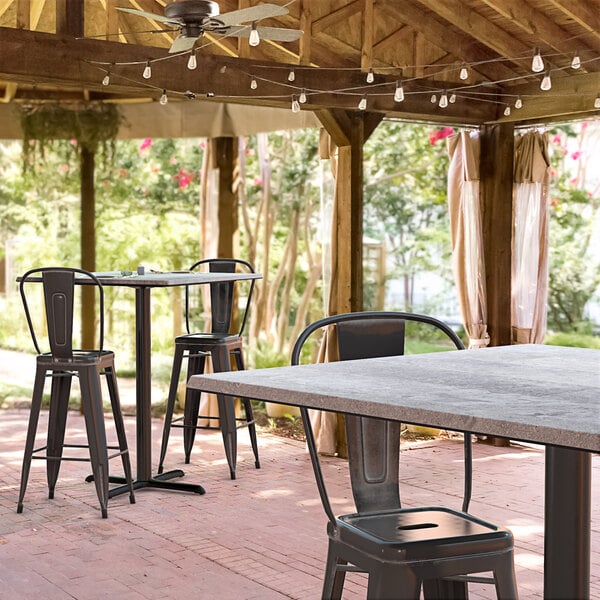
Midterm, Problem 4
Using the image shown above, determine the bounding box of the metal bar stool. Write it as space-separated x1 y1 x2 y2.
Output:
17 267 135 518
292 311 518 599
158 258 260 480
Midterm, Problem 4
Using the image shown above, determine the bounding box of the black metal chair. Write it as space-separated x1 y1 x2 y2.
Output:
17 267 135 519
291 311 518 600
158 258 259 480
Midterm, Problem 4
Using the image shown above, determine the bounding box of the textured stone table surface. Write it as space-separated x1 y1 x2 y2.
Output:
189 344 599 452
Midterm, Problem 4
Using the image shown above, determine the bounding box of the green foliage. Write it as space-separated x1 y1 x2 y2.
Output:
544 331 600 349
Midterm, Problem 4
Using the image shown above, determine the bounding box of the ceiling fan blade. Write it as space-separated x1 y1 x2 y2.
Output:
117 7 183 26
216 3 288 27
169 34 199 54
226 25 303 43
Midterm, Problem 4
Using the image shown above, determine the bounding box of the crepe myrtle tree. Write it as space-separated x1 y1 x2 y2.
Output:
547 121 600 333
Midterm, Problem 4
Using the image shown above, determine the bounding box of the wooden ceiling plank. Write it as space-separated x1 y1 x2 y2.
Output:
0 0 14 19
547 0 600 40
106 0 121 41
413 0 531 65
373 25 409 54
15 0 30 29
312 0 362 35
299 0 312 65
361 0 374 71
482 0 600 56
30 0 45 30
378 2 520 82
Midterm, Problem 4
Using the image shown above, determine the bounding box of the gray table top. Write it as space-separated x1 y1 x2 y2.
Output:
189 344 600 452
91 271 262 287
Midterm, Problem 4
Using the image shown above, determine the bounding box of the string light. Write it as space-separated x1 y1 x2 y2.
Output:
366 68 374 83
439 91 448 108
291 95 300 113
449 93 457 103
459 63 469 80
358 95 367 110
184 90 196 99
102 72 110 86
531 48 544 73
595 95 600 109
250 76 258 90
430 94 437 103
299 89 307 103
159 89 168 105
187 52 197 70
503 105 511 116
249 22 260 46
571 53 581 69
394 80 404 102
288 69 295 82
540 70 552 91
143 61 152 79
515 96 523 109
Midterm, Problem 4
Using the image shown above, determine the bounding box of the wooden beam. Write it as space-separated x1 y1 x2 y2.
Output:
480 123 514 347
213 136 238 258
547 0 600 42
56 0 83 37
15 0 29 29
312 0 361 34
298 0 312 65
361 0 374 72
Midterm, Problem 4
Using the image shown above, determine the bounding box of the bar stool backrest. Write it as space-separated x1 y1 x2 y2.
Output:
291 311 469 525
20 267 105 357
186 258 255 336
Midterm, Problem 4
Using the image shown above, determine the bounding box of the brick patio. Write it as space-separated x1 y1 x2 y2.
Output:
0 407 598 599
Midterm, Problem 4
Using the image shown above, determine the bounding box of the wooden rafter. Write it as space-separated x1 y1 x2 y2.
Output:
547 0 600 42
312 0 362 35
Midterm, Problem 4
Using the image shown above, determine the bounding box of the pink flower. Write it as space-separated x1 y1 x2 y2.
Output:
199 141 206 149
429 126 454 145
70 139 78 146
253 176 262 187
550 198 559 206
139 138 152 151
571 151 581 160
569 177 578 185
552 135 562 144
173 168 194 189
59 164 69 173
549 168 557 177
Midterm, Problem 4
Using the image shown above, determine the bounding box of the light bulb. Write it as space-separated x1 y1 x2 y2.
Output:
595 95 600 109
394 80 404 102
250 77 258 90
249 22 260 46
430 94 437 103
288 69 295 82
540 71 552 91
531 48 544 73
102 73 110 86
459 63 468 80
184 90 196 100
299 89 307 103
358 95 367 110
571 53 581 69
159 89 168 105
291 96 300 113
449 93 457 103
439 91 448 108
187 53 197 70
503 105 511 116
515 96 523 109
366 68 374 84
143 61 152 79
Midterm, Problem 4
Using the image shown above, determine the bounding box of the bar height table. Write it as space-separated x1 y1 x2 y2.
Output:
188 343 599 599
90 271 262 495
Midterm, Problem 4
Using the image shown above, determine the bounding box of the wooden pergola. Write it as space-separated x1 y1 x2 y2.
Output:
0 0 598 346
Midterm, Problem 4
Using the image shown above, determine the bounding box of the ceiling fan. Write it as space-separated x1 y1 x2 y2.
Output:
118 0 303 53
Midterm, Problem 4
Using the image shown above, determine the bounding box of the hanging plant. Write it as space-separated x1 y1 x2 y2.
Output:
19 102 121 171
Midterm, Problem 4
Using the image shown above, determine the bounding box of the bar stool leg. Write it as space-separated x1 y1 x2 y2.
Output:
233 349 260 469
17 366 46 514
46 372 72 499
104 365 135 504
80 367 110 518
158 344 186 474
182 351 205 464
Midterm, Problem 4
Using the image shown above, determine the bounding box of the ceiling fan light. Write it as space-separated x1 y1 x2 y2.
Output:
143 61 152 79
249 23 260 47
187 53 197 70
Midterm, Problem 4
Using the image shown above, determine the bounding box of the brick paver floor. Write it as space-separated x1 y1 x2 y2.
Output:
0 408 598 599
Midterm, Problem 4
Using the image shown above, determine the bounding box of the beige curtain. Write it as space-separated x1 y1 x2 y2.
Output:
447 131 490 349
512 131 550 344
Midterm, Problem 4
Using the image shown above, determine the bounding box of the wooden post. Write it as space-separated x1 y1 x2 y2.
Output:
212 137 238 258
480 123 514 347
80 146 96 350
